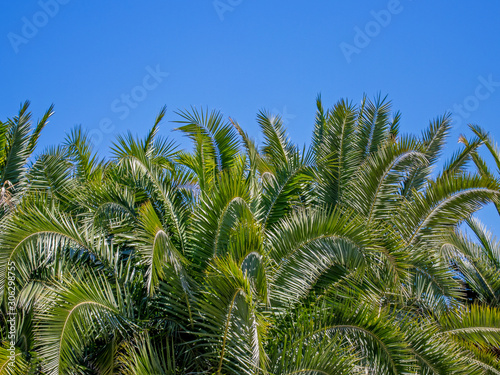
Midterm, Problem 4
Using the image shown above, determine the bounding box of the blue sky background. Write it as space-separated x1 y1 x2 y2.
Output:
1 1 500 232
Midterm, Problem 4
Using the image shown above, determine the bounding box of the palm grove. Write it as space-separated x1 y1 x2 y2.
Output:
1 96 500 374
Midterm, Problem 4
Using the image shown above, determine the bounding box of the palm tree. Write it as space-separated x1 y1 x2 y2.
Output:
440 126 500 371
0 102 53 216
1 97 500 374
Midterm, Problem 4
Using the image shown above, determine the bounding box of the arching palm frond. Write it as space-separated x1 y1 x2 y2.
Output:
36 272 130 375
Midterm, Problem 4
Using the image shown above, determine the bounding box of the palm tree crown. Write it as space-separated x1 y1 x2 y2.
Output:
1 96 500 374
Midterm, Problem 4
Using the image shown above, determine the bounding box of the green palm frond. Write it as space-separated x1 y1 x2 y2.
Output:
0 193 116 300
26 146 77 207
344 136 427 222
268 208 409 309
311 94 329 158
268 208 369 308
64 126 105 183
396 174 499 246
267 312 357 375
111 127 188 253
117 332 176 375
470 124 500 174
463 341 500 375
1 102 53 188
258 110 298 169
134 201 188 296
442 218 500 305
187 169 255 273
0 345 34 375
259 152 316 229
27 103 54 155
312 97 359 206
313 299 415 375
174 107 240 174
35 272 129 375
441 135 483 176
404 319 481 375
230 117 267 197
355 94 393 160
467 124 500 215
401 114 451 197
440 304 500 348
194 257 268 375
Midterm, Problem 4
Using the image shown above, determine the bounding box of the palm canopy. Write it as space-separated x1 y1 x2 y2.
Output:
1 96 500 374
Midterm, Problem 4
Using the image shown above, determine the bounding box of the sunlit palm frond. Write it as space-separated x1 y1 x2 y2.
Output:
36 272 129 375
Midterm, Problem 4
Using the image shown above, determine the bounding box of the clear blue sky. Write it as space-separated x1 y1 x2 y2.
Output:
1 1 500 232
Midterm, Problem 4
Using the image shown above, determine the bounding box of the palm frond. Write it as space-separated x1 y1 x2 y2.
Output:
36 272 129 375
